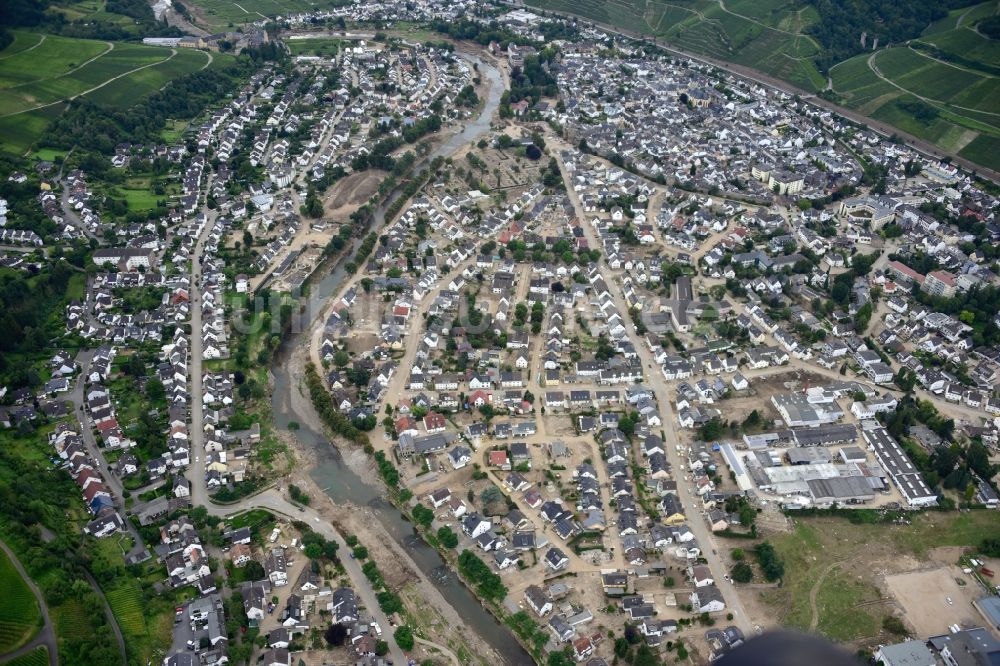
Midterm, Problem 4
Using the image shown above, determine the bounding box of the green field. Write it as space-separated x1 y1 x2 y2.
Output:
286 37 345 56
50 0 149 35
0 32 46 59
752 511 1000 644
4 646 49 666
186 0 351 31
0 32 219 155
0 548 43 653
0 104 64 156
0 33 109 88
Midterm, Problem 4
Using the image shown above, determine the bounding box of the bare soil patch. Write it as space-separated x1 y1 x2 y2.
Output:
884 550 987 637
324 170 385 210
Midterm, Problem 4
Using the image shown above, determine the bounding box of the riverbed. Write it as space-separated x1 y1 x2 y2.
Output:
268 52 532 665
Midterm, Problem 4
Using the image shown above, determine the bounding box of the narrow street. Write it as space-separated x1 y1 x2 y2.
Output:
68 349 150 563
186 189 217 510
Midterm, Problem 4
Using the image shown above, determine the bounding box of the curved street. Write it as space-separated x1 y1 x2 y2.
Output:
205 489 408 666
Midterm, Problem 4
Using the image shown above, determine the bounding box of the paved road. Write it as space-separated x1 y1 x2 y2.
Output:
206 490 409 666
0 540 57 666
551 133 755 634
186 200 216 510
69 350 150 563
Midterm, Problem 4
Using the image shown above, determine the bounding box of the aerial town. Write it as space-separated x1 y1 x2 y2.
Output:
0 1 998 666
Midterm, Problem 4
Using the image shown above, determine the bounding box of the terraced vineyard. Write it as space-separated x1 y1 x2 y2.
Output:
83 48 218 107
4 646 49 666
830 0 1000 170
0 32 222 155
51 599 93 643
526 0 827 91
0 548 42 653
527 0 1000 171
106 582 147 638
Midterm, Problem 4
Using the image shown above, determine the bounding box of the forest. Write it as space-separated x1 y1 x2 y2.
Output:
0 260 78 355
806 0 977 72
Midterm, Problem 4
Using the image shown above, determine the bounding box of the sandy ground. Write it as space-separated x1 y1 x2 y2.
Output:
885 547 993 637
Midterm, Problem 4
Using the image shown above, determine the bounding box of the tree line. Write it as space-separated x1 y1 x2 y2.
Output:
41 63 250 155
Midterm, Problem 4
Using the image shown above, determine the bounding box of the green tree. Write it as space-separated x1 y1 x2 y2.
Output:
412 504 434 528
243 560 265 580
731 562 753 583
883 615 907 636
855 301 874 332
755 541 785 581
437 526 459 549
394 625 415 650
377 591 402 614
480 485 503 507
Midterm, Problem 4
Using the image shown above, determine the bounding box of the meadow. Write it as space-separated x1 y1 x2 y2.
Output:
0 547 42 653
749 510 1000 645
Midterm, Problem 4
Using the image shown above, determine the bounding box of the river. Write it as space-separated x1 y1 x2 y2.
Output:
269 53 532 665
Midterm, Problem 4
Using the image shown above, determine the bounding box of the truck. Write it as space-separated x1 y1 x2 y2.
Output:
981 567 995 578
